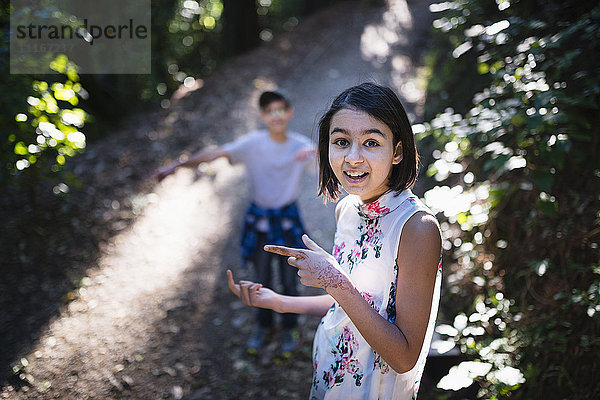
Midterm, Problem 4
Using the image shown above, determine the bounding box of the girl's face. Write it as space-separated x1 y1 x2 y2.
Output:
328 108 402 203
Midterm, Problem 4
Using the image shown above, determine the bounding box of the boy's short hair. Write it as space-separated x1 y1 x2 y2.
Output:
317 82 419 202
259 90 291 110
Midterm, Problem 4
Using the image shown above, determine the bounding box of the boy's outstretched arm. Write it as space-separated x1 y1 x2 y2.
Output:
293 146 316 162
226 270 334 317
149 147 229 181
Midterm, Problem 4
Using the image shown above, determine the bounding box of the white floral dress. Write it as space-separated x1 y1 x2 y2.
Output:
310 189 442 400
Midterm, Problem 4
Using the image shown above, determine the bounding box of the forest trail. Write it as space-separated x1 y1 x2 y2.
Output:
1 1 436 399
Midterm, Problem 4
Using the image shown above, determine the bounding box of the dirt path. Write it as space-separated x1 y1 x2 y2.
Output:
1 1 436 399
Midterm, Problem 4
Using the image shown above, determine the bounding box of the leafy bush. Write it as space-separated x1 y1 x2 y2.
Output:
9 56 88 173
0 2 89 205
419 1 600 398
5 55 88 205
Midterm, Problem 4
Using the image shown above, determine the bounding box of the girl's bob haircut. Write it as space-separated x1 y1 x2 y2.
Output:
317 82 419 202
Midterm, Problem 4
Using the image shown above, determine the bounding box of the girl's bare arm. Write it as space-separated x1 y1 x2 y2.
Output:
226 270 334 317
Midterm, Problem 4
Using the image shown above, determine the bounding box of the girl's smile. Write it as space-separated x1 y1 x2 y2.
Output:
328 108 402 203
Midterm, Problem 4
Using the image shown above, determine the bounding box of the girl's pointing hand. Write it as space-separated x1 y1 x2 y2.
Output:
264 234 352 292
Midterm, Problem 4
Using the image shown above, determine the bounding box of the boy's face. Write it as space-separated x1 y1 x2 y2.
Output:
260 100 293 132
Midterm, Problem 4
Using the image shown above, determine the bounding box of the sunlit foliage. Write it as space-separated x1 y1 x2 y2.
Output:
0 3 89 202
166 0 225 80
255 0 304 41
10 56 88 174
6 55 88 202
160 0 308 94
420 1 600 398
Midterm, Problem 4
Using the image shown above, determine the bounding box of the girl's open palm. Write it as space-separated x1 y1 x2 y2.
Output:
226 270 279 310
265 234 351 291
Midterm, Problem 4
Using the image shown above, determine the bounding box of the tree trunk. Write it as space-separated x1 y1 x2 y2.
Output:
222 0 260 56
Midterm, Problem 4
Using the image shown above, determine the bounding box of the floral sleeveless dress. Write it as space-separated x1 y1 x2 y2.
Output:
310 189 442 400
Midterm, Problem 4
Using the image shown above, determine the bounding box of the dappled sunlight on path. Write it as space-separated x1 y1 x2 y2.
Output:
361 0 430 111
361 0 413 63
8 160 246 397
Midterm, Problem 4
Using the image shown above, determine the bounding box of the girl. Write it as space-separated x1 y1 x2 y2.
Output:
227 82 442 399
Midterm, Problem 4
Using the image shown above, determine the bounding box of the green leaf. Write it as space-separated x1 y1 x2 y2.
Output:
511 114 526 127
478 63 490 74
14 142 28 155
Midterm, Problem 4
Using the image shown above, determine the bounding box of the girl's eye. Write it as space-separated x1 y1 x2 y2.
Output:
364 139 380 147
332 138 349 147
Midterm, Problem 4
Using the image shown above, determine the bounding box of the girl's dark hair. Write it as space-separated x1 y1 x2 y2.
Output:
317 82 419 202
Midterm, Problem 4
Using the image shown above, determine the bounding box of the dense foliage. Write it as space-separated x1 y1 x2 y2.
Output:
420 0 600 398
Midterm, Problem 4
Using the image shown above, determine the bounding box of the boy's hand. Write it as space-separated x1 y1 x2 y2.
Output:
227 270 279 310
264 234 351 292
293 147 315 162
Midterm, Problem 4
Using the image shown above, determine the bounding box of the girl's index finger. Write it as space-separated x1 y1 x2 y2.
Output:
264 244 306 258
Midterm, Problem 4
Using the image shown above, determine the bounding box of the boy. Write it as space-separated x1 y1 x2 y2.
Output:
151 90 315 355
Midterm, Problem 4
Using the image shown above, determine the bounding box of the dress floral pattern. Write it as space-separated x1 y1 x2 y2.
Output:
385 260 399 324
321 326 364 389
335 198 400 273
332 242 346 265
310 190 442 400
373 352 390 374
